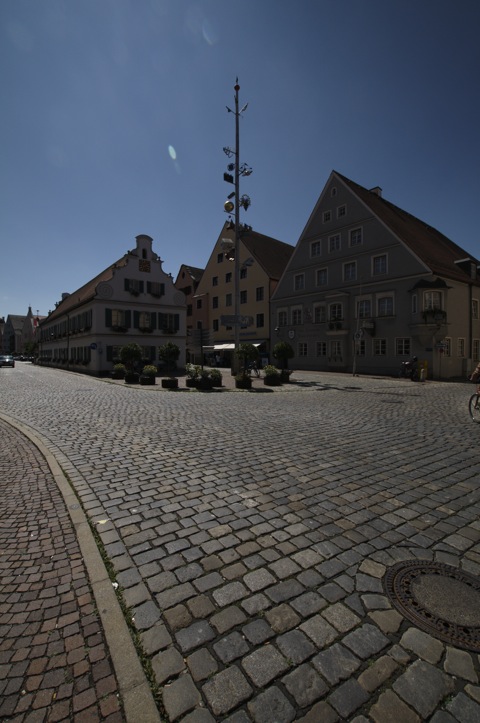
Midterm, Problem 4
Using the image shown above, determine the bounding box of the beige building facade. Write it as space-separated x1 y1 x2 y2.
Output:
38 234 186 376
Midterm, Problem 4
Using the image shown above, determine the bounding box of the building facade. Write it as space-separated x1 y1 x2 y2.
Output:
174 264 207 363
191 223 294 366
271 171 480 379
38 234 186 376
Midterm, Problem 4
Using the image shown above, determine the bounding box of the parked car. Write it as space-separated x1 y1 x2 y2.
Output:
0 355 15 367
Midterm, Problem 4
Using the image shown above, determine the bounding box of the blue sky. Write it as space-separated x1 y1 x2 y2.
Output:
1 0 479 318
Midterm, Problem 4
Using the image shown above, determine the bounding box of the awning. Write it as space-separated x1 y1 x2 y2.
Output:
206 342 264 351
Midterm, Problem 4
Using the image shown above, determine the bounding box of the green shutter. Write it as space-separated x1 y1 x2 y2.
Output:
106 309 112 327
125 310 131 328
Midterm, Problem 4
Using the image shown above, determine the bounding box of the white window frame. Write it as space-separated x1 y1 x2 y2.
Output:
278 309 288 327
294 273 305 291
337 205 346 219
298 342 308 357
443 337 452 357
472 299 479 320
328 234 341 253
424 291 443 311
357 299 372 319
377 295 394 317
316 268 328 286
291 307 303 325
373 338 387 356
311 240 321 257
316 341 327 357
473 339 480 362
412 294 418 314
457 338 465 357
396 338 411 356
343 261 357 282
330 340 342 358
349 227 362 247
372 254 388 275
313 304 326 324
323 210 331 223
329 303 343 321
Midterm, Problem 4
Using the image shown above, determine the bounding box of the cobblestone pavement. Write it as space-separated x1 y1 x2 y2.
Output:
0 417 124 722
1 363 480 722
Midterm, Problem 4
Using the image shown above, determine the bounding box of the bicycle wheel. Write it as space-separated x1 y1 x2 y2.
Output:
469 394 480 422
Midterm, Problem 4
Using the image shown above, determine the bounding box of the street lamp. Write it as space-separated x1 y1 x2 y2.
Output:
223 79 252 373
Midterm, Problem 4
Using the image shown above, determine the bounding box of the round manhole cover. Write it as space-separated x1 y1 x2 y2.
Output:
384 560 480 652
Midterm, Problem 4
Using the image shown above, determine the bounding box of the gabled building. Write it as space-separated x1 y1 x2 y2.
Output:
38 234 186 376
20 306 45 355
271 171 480 379
192 223 294 366
174 264 206 363
3 314 26 354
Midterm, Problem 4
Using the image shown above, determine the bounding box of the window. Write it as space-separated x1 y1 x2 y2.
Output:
212 276 218 286
337 205 346 218
350 228 362 246
294 274 305 291
396 338 411 356
298 342 308 357
159 313 180 332
256 287 264 302
331 187 337 197
314 304 326 324
148 281 165 297
424 291 442 310
226 293 232 307
217 253 223 263
343 261 356 281
138 311 153 330
226 272 232 283
240 268 247 279
316 341 327 356
256 313 264 328
212 296 218 309
292 308 303 325
357 299 371 319
111 309 129 329
213 319 219 331
196 299 202 309
378 296 394 317
329 303 343 321
374 339 387 356
443 337 451 357
330 340 342 358
372 254 387 275
323 210 331 223
316 268 328 286
328 234 340 252
278 310 288 327
356 340 366 356
457 338 465 357
472 299 479 319
412 294 418 314
473 339 480 362
311 241 321 257
240 290 247 304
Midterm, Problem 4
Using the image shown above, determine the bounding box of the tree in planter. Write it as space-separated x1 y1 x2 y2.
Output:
120 343 143 382
234 343 259 389
140 364 157 385
158 342 180 374
272 341 294 370
159 342 180 388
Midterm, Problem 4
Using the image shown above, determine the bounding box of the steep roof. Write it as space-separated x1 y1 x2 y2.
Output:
242 230 294 280
7 315 26 331
44 256 128 322
335 171 479 285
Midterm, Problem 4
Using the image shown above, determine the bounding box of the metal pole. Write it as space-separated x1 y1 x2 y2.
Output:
233 80 241 374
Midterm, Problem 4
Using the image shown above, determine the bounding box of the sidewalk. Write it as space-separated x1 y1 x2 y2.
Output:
0 417 158 723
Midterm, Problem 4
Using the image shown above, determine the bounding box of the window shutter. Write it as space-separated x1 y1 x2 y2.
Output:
151 313 157 330
105 309 112 327
150 346 155 361
140 281 144 293
133 311 140 328
147 281 151 293
125 310 131 328
124 279 129 291
174 314 179 331
106 346 113 362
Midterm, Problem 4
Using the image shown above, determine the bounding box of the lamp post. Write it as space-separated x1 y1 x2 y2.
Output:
223 79 251 373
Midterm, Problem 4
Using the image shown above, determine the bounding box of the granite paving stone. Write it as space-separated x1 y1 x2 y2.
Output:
3 366 480 722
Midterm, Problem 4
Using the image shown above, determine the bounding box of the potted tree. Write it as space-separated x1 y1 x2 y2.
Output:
159 342 180 389
234 343 259 390
272 341 294 383
140 364 157 385
209 368 223 387
120 343 143 383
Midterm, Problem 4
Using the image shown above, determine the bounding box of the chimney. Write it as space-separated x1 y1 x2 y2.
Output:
369 186 382 197
61 293 70 300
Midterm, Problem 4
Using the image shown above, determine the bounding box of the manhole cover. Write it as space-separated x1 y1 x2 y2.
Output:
384 560 480 652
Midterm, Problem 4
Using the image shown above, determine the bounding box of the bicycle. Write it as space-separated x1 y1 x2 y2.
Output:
469 387 480 423
246 362 261 378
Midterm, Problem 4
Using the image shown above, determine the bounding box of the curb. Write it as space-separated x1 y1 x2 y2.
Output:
0 412 161 723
